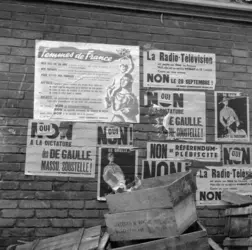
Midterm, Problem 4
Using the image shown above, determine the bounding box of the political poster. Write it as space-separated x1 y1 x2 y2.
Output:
196 166 252 206
146 142 221 162
97 123 133 147
97 147 138 200
25 120 97 177
34 40 140 123
144 91 206 141
215 91 249 142
142 159 188 179
143 50 216 90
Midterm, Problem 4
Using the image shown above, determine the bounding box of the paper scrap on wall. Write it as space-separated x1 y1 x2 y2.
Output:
34 40 140 123
143 50 216 90
144 90 206 141
215 91 249 142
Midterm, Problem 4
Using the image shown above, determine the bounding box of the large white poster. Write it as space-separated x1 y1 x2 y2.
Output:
144 91 206 141
146 142 221 162
215 91 249 142
143 50 216 89
25 120 97 177
34 40 140 123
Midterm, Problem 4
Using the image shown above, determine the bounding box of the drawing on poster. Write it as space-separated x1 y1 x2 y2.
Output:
25 120 97 178
97 147 138 200
34 41 140 123
144 91 206 141
215 91 249 142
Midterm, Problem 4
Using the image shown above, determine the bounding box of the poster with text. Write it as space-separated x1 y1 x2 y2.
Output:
143 50 216 90
142 159 188 179
147 142 221 162
196 166 252 206
97 147 138 200
97 123 133 147
25 120 97 177
144 91 206 141
34 40 140 123
215 91 249 142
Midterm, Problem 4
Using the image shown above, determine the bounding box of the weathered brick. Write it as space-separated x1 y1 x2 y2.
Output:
51 200 84 209
0 37 26 47
20 182 52 191
35 228 66 237
12 30 43 39
1 228 34 237
60 26 91 35
84 218 105 228
0 219 15 227
10 64 34 73
0 191 35 199
12 12 44 23
53 182 85 191
69 209 100 218
220 64 246 72
19 200 50 209
36 209 67 218
197 209 220 218
11 48 34 57
0 181 19 190
0 209 34 218
36 191 96 200
232 49 249 58
51 219 83 228
0 55 26 64
0 200 18 209
85 200 108 210
16 219 50 227
0 46 10 54
43 32 76 42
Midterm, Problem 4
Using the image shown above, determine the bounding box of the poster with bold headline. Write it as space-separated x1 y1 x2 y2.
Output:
34 40 140 123
25 120 97 177
143 50 216 90
215 91 249 142
142 159 188 179
196 166 252 206
144 91 206 141
97 147 138 200
146 142 221 162
97 123 133 147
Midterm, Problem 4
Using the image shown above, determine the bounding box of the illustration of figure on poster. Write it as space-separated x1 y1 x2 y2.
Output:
215 92 249 141
98 147 137 200
105 49 139 123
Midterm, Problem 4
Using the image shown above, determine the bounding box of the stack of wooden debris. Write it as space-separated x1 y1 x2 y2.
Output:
8 171 223 250
222 189 252 250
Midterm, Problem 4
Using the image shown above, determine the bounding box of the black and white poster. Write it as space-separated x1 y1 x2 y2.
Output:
215 91 249 142
97 147 138 200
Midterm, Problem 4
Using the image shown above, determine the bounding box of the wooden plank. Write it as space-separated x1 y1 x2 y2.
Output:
225 206 252 216
208 238 223 250
111 221 209 250
97 232 110 250
106 171 195 213
222 189 252 206
105 209 178 241
173 194 197 234
16 227 101 250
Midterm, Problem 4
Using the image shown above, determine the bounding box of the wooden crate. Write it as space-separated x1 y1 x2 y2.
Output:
105 194 197 241
108 221 210 250
223 237 252 250
106 171 197 213
225 206 252 238
14 226 101 250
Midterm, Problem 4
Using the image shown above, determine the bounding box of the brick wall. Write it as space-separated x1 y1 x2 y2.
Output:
0 0 252 248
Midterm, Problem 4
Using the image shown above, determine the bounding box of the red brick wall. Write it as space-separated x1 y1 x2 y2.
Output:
0 0 252 248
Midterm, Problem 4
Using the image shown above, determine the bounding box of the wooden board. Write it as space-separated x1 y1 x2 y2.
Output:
208 238 223 250
106 171 196 213
222 190 252 206
15 226 101 250
105 208 178 241
225 206 252 238
110 221 209 250
223 237 252 250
